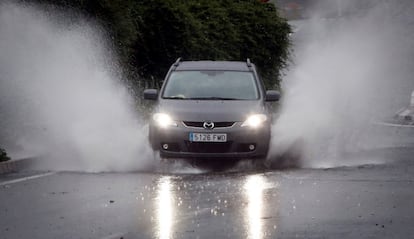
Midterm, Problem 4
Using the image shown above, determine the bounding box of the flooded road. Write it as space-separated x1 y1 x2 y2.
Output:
1 147 414 239
1 2 414 238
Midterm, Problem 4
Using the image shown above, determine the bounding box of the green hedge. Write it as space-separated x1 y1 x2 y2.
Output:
23 0 290 88
0 148 10 162
133 0 290 88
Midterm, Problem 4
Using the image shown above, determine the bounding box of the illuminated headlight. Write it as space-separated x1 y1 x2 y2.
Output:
241 114 267 128
153 113 177 128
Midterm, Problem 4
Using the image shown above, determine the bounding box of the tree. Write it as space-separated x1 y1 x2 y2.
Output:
22 0 290 88
133 0 290 88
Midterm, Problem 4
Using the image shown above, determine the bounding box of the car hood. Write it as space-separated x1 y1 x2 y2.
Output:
156 100 265 122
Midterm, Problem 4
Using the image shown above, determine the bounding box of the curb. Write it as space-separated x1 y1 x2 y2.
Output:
0 157 37 175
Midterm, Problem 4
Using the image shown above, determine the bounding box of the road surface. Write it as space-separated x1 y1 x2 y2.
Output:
1 145 414 239
2 7 414 238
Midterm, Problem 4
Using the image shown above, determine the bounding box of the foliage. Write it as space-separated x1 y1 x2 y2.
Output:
22 0 138 64
132 0 291 88
0 148 11 162
22 0 290 88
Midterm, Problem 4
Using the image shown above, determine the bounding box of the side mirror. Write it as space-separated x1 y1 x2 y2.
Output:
143 89 158 100
266 90 280 102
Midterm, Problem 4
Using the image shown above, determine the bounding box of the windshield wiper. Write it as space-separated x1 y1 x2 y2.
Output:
187 97 238 100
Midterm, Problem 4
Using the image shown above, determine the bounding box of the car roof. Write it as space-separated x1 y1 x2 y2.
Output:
174 61 253 72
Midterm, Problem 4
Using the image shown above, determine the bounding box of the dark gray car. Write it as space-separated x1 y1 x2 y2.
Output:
144 59 279 160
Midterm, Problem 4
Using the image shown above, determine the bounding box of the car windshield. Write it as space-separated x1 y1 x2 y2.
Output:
162 71 259 100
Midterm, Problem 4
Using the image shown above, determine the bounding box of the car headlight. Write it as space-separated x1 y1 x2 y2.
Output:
241 114 267 128
153 113 178 128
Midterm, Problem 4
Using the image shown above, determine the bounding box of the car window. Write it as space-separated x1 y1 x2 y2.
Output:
162 71 259 100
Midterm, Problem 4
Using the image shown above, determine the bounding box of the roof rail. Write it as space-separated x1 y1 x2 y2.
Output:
246 58 252 67
173 57 182 67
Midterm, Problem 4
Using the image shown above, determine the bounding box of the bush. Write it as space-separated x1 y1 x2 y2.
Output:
23 0 291 88
0 148 11 162
132 0 291 88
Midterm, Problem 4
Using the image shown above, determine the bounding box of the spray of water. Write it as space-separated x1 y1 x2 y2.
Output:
270 0 414 168
0 2 153 172
2 1 413 172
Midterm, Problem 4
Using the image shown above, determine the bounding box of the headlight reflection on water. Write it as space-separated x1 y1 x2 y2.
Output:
156 176 174 239
154 175 276 239
244 175 267 239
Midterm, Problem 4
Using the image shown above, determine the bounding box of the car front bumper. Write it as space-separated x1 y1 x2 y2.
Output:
149 122 271 159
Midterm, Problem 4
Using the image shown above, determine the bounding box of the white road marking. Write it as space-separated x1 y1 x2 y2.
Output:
0 172 57 186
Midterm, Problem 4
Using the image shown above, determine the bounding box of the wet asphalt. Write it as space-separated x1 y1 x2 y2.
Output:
1 146 414 239
2 6 414 238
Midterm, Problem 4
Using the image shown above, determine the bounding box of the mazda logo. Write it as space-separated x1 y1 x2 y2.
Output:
203 121 215 129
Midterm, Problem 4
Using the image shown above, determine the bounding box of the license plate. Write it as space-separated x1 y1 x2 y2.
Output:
189 133 227 142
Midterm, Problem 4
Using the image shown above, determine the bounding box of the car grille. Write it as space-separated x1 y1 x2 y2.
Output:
183 121 235 128
185 141 233 153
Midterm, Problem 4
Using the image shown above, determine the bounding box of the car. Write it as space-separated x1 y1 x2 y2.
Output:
143 58 280 161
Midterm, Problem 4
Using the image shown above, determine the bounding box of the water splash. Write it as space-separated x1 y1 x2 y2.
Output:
0 2 152 172
270 0 414 168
